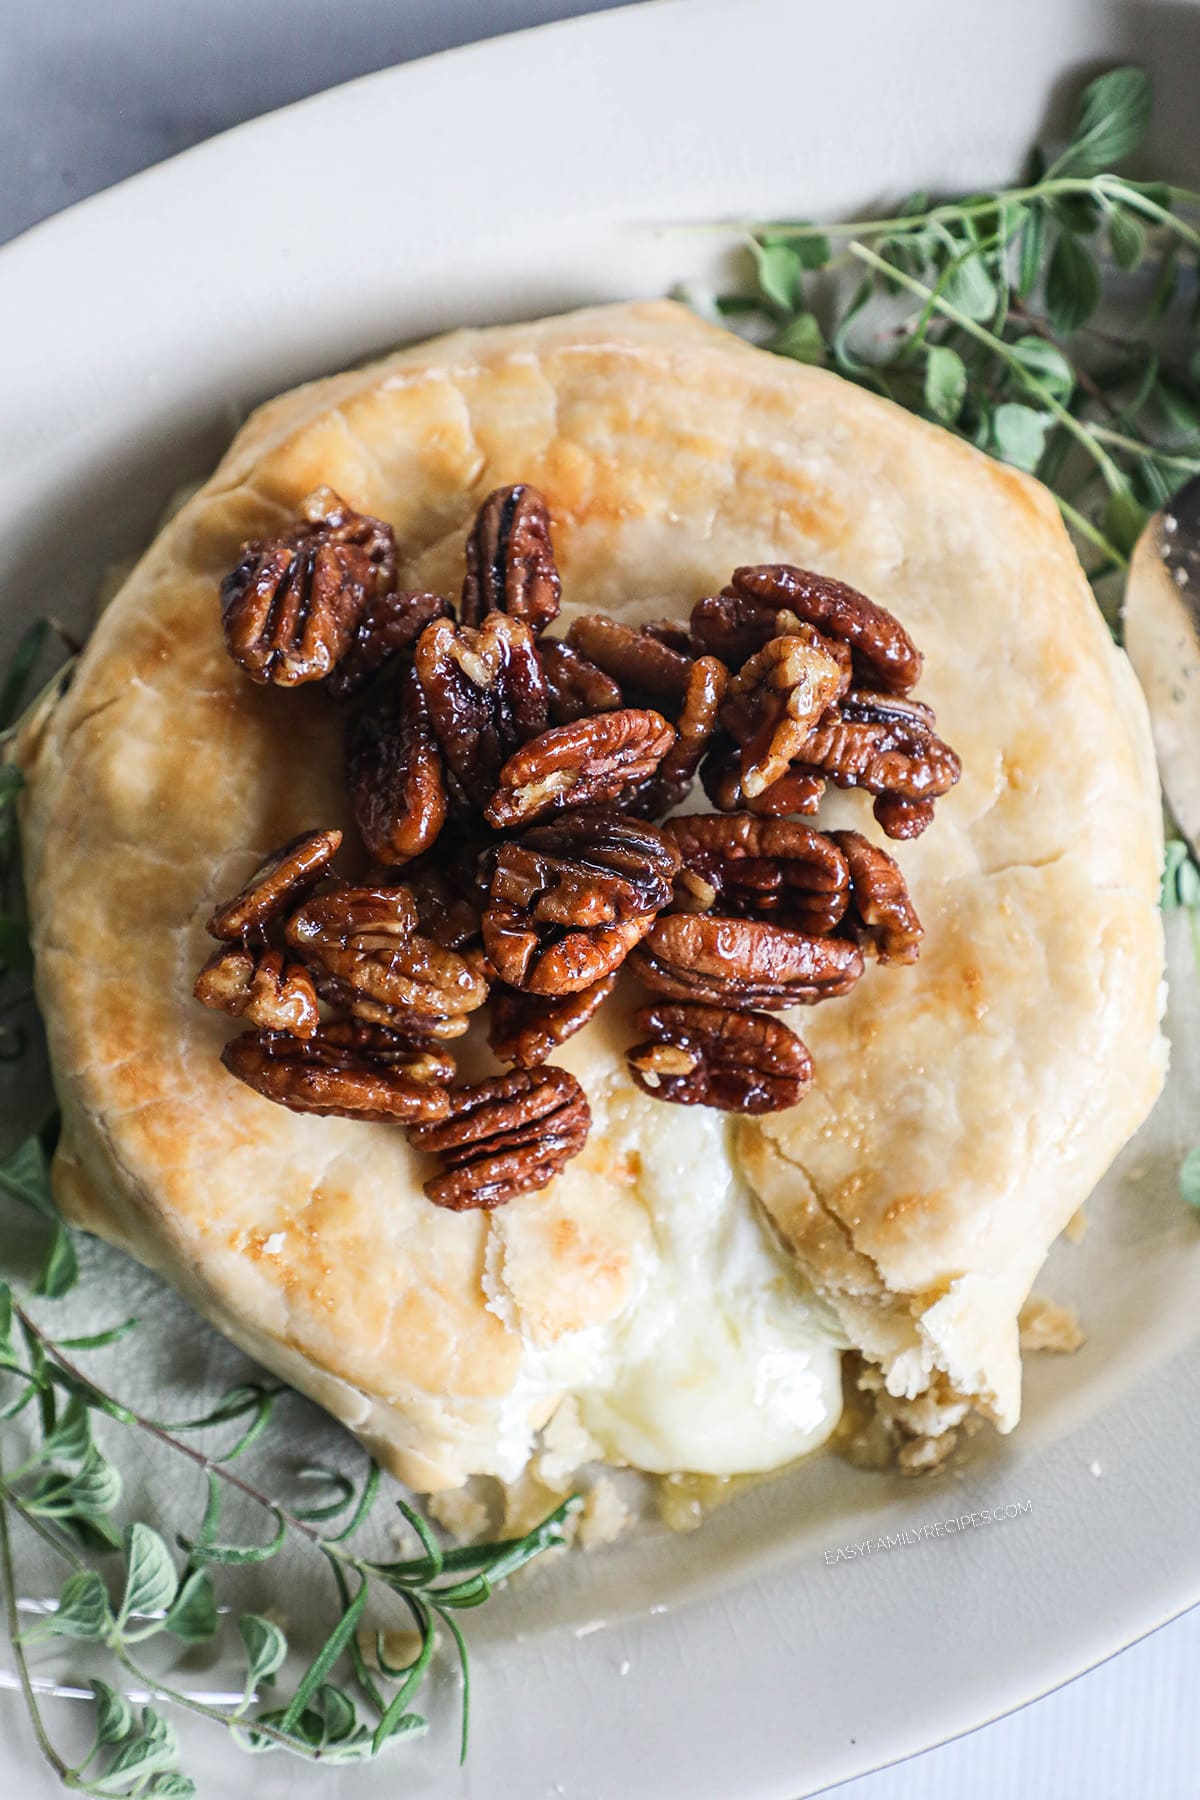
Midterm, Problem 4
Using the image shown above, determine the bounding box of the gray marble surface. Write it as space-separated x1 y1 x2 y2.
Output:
4 3 1198 1796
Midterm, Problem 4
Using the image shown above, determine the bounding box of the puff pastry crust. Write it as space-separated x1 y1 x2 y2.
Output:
17 300 1166 1487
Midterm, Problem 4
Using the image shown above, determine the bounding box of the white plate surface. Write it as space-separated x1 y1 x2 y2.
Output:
2 2 1200 1795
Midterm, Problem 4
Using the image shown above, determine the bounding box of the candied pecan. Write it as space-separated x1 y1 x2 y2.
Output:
461 484 561 632
326 590 452 701
286 884 489 1019
641 619 694 657
721 626 850 798
347 664 447 865
407 1066 590 1209
873 796 936 839
631 913 863 1009
700 745 825 818
403 850 485 951
726 566 924 694
195 947 319 1038
627 1003 813 1113
484 708 674 829
482 815 678 995
666 813 850 935
538 638 623 724
314 976 472 1039
792 689 961 833
317 1017 456 1085
207 828 342 940
628 655 727 816
566 614 693 702
221 488 396 687
415 611 547 807
488 972 617 1067
829 830 923 963
221 1029 450 1122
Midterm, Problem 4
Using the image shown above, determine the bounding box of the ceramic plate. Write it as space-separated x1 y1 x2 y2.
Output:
3 1 1199 1794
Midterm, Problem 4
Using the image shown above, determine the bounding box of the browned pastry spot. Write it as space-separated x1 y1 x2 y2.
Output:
488 972 618 1067
538 638 624 724
627 1002 813 1113
666 812 850 935
222 1029 451 1123
481 815 679 994
286 884 489 1020
347 664 447 865
722 565 925 694
415 611 548 809
721 626 850 798
566 613 693 701
207 828 342 941
221 487 396 687
325 590 452 701
461 484 561 632
829 829 924 963
407 1066 591 1209
194 946 320 1038
631 911 863 1008
484 708 675 828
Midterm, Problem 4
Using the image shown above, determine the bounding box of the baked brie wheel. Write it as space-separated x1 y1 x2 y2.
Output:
17 301 1165 1492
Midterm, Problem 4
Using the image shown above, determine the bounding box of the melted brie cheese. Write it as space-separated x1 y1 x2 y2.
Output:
487 1092 844 1481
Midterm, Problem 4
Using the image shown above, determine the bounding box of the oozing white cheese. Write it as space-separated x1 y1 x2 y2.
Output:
486 1091 844 1481
575 1101 844 1475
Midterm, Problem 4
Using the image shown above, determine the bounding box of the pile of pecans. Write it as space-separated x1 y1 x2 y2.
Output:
195 483 959 1210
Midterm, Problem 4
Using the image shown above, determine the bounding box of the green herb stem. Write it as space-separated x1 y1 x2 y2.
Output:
0 1442 71 1783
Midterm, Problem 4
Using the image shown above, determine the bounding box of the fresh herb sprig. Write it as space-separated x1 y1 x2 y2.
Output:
0 623 576 1792
700 66 1200 605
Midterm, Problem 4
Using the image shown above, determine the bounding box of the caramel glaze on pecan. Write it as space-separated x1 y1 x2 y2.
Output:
538 639 623 724
484 708 675 829
221 488 396 687
488 972 618 1068
482 815 679 995
627 1003 813 1114
631 912 864 1009
830 829 924 964
461 484 562 633
347 664 447 865
326 590 451 702
207 828 343 941
721 625 851 799
285 884 489 1022
222 1028 451 1123
195 947 320 1038
792 689 961 836
415 611 548 809
407 1066 591 1209
700 565 924 695
700 744 825 818
566 613 693 702
626 655 728 817
667 813 850 936
318 1017 457 1086
872 796 936 839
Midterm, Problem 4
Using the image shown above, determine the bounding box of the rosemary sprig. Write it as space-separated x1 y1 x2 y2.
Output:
0 625 577 1793
696 65 1200 609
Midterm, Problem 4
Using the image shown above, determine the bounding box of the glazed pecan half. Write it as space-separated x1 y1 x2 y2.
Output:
667 813 850 935
484 708 675 829
721 625 850 798
407 1066 591 1209
461 484 561 632
700 745 825 818
538 639 623 724
207 828 342 941
631 912 863 1009
566 613 693 702
627 1003 813 1113
221 488 396 687
793 689 961 834
222 1028 450 1123
829 829 924 963
285 884 489 1021
194 947 319 1038
482 815 679 994
347 664 447 865
415 611 548 808
325 590 452 702
488 972 618 1067
317 1017 457 1085
871 796 936 839
628 655 728 816
700 566 924 694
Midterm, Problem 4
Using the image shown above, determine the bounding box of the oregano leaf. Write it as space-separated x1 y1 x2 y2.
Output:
0 1135 56 1219
1045 231 1101 333
991 403 1050 472
1109 205 1146 271
163 1568 218 1643
1008 335 1076 404
35 1222 78 1300
768 312 825 364
89 1678 134 1746
239 1613 288 1689
46 1570 112 1640
750 240 802 312
1052 65 1152 178
118 1523 178 1627
941 252 997 321
924 344 967 422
